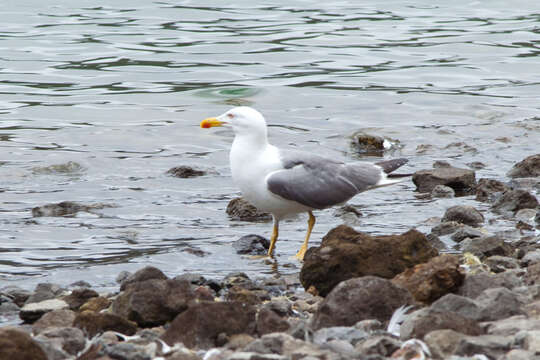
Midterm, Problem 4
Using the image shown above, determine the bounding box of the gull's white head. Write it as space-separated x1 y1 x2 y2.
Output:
200 106 267 139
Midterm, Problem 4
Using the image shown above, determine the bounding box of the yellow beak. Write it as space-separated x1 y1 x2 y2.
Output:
200 117 225 128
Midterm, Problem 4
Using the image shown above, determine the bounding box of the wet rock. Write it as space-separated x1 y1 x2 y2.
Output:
441 205 484 227
119 265 168 291
468 161 486 170
399 308 484 340
431 184 455 198
459 271 523 299
485 255 520 273
507 154 540 178
453 334 513 359
300 225 437 296
350 131 398 154
355 335 401 357
262 297 293 317
74 311 137 337
222 272 256 290
32 161 85 175
232 235 270 255
34 326 86 355
79 296 111 313
62 287 99 310
492 189 539 214
256 308 290 335
226 197 272 222
450 226 485 243
161 301 257 349
32 309 77 334
0 327 48 360
113 278 195 327
460 235 513 259
424 329 467 360
392 254 464 304
166 165 206 178
476 178 510 202
31 201 113 217
431 221 464 236
25 283 65 304
174 273 207 286
313 326 369 346
20 298 69 323
1 286 31 307
311 276 413 330
226 286 269 306
412 166 476 195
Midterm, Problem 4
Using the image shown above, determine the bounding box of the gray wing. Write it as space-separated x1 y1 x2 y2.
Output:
266 150 384 209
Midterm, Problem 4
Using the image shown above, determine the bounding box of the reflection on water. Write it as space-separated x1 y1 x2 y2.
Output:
0 1 538 291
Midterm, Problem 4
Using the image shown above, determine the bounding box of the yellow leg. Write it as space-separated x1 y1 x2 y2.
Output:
267 218 279 257
295 211 315 261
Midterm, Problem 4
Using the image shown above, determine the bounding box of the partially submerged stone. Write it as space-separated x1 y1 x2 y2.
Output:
412 166 476 195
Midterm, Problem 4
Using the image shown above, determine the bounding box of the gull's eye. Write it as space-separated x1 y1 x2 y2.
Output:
227 113 234 119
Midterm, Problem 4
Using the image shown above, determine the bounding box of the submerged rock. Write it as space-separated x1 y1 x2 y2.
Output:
232 235 270 255
32 161 84 175
476 178 510 202
441 205 484 227
166 165 206 178
311 276 413 330
300 225 437 296
432 184 455 198
492 189 539 214
412 166 476 195
31 201 114 217
226 197 272 222
507 154 540 178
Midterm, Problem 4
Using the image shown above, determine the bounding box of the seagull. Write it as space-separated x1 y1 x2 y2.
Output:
201 106 408 260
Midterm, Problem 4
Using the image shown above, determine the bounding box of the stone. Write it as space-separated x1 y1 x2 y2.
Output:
459 271 523 299
432 184 455 198
485 315 540 336
350 132 392 154
34 326 86 355
313 326 369 346
226 286 269 305
412 166 476 195
523 330 540 353
460 235 513 259
226 334 256 350
113 278 195 327
476 287 524 321
526 262 540 285
503 349 540 360
32 309 77 334
311 276 413 330
441 205 484 227
31 201 112 217
0 327 48 360
226 197 272 222
119 265 168 291
431 294 482 320
166 165 206 178
103 342 151 360
485 256 519 273
424 329 467 359
355 335 401 357
256 308 290 335
450 226 485 243
227 353 287 360
25 283 65 304
161 301 257 349
522 249 540 266
63 287 99 310
20 298 69 323
392 254 464 304
431 221 464 236
507 154 540 178
1 286 31 306
300 225 437 296
79 296 111 313
232 235 270 255
399 308 484 340
475 178 510 202
453 334 513 359
492 189 539 214
73 311 137 337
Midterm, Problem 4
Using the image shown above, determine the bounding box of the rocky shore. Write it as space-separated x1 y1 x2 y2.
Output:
1 154 539 360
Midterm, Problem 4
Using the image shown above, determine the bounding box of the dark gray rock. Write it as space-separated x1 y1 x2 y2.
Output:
32 309 77 334
34 327 86 355
1 286 31 307
459 271 523 299
313 326 369 346
476 287 524 321
431 294 482 320
226 197 272 222
475 178 510 202
431 221 464 236
492 189 539 214
311 276 413 330
442 205 484 227
119 266 168 291
25 283 65 305
453 334 513 359
19 299 69 323
412 166 476 195
460 235 513 259
233 235 270 255
450 226 485 243
432 184 455 198
507 154 540 178
166 165 206 178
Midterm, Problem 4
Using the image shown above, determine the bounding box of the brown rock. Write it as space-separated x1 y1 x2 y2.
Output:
412 167 476 195
392 254 464 304
0 327 48 360
460 235 513 259
300 225 437 296
226 197 272 222
161 301 257 349
424 329 467 359
311 276 413 330
492 189 539 214
225 286 269 306
73 311 137 337
166 166 206 178
32 309 76 334
63 288 99 310
507 154 540 178
113 278 195 327
80 296 111 313
256 308 290 335
441 205 484 226
400 308 484 340
476 178 510 202
119 265 168 291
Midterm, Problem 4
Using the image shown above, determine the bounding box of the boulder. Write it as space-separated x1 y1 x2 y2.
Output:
79 296 111 313
73 311 137 337
232 235 270 255
62 287 99 310
25 283 65 304
34 326 86 355
392 254 464 304
458 271 523 299
300 225 437 296
475 178 510 202
119 265 168 291
460 235 513 259
311 276 413 330
256 308 290 335
113 278 196 327
431 294 482 320
1 286 31 306
412 166 476 195
19 299 69 323
492 189 538 214
441 205 484 227
32 309 76 334
161 301 257 349
226 197 272 222
475 287 524 321
507 154 540 178
0 327 48 360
